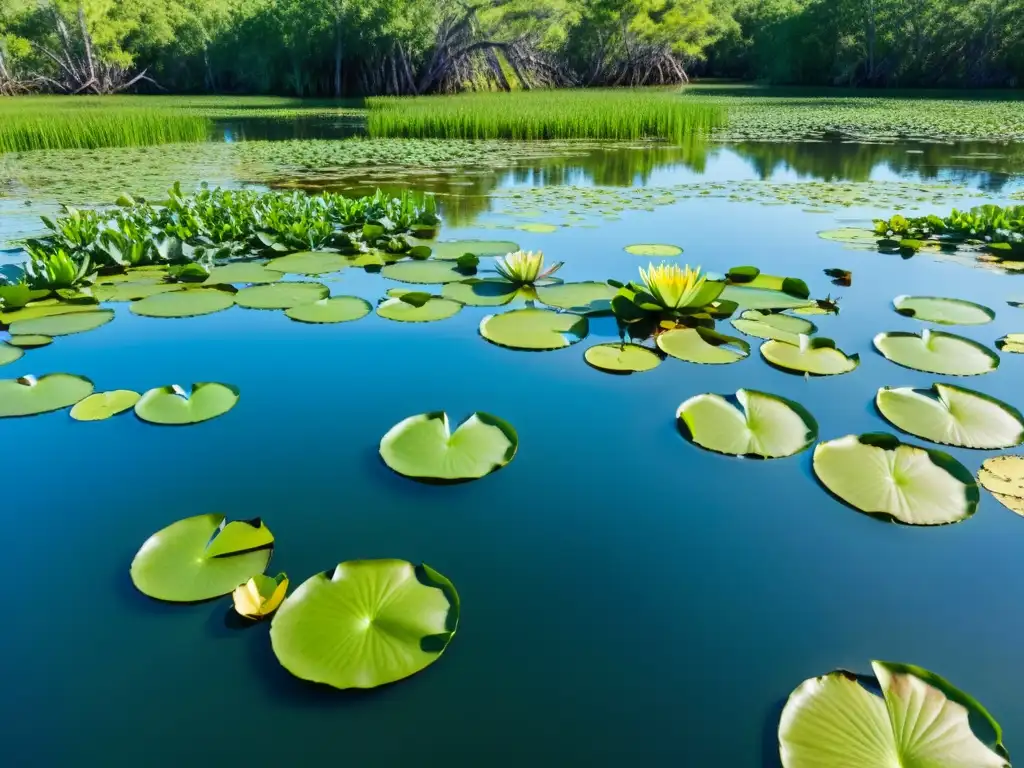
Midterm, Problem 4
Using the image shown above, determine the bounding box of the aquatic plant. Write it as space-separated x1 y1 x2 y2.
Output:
493 250 563 285
872 204 1024 258
978 456 1024 516
379 411 517 481
610 262 732 340
233 574 289 620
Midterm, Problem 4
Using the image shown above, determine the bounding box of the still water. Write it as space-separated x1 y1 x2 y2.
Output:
2 129 1023 765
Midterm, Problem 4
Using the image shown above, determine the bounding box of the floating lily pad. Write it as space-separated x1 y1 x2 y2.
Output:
130 514 274 602
93 282 183 302
893 295 995 325
441 278 520 306
429 240 519 261
816 227 880 247
779 661 1010 768
720 285 815 310
0 374 94 417
996 334 1024 353
876 384 1024 449
0 342 24 366
516 223 558 233
624 244 683 257
9 309 114 336
270 559 458 689
70 390 141 422
131 290 235 318
204 263 284 285
730 310 816 343
376 293 462 323
977 455 1024 516
677 389 817 458
284 296 371 324
761 336 859 376
6 334 52 348
584 343 661 373
267 252 349 275
381 260 468 285
0 301 98 325
874 330 999 376
235 282 328 310
135 382 239 425
812 433 979 525
656 327 750 364
479 308 588 350
380 411 517 481
535 282 616 313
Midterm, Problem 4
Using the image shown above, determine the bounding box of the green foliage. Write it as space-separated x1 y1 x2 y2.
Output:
873 204 1024 256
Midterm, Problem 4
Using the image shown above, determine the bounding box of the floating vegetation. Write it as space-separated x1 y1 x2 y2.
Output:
892 295 995 325
761 336 859 376
534 282 616 314
428 240 519 261
203 262 283 285
134 383 239 426
235 282 327 310
813 433 979 525
479 308 588 351
131 289 235 318
730 310 815 343
6 333 51 348
441 278 524 307
996 333 1024 353
624 244 683 257
70 390 141 422
0 342 24 366
8 308 113 336
267 252 350 275
873 329 999 376
376 291 462 323
656 327 750 365
876 384 1024 449
284 296 371 324
233 574 289 620
0 373 94 417
381 260 471 285
583 342 661 374
977 456 1024 516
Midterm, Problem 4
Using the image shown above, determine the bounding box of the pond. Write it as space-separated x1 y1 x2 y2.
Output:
2 118 1024 765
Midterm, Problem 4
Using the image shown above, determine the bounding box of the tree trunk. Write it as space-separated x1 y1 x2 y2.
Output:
334 19 343 97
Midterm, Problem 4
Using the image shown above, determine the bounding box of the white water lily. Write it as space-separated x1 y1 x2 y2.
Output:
493 250 563 285
639 262 709 309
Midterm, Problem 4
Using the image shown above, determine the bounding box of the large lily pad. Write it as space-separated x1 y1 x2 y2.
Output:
0 342 24 366
977 455 1024 516
380 411 517 481
677 389 817 458
204 263 284 285
130 514 274 602
816 227 880 247
135 382 239 425
0 373 94 417
267 252 349 275
761 336 859 376
381 260 468 285
730 310 816 343
480 308 588 351
0 301 98 325
284 296 371 324
94 282 184 302
6 334 52 349
70 390 141 422
131 290 235 318
893 295 995 325
584 343 661 373
270 559 458 689
624 243 683 257
376 293 462 323
874 330 999 376
429 240 518 261
535 282 616 313
9 309 114 336
656 327 750 364
812 433 979 525
441 278 521 306
779 661 1009 768
235 282 329 310
876 384 1024 449
720 285 815 311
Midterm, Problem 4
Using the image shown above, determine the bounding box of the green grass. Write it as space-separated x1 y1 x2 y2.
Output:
366 89 725 142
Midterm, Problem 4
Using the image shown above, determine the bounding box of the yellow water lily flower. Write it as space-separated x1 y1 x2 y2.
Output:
232 573 288 619
493 250 563 285
639 262 709 309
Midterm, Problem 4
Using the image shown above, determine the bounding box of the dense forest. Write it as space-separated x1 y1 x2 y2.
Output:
1 0 1022 96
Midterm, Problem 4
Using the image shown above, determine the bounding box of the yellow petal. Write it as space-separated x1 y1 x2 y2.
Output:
232 578 262 618
261 576 289 616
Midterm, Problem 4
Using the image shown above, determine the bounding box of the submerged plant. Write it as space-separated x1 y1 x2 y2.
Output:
493 250 563 286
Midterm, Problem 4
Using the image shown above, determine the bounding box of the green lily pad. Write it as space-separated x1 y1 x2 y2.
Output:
516 223 558 233
996 333 1024 353
134 382 240 425
70 390 142 421
584 343 661 373
479 308 588 350
203 263 284 285
270 559 458 689
761 336 859 376
677 389 817 458
656 327 750 364
380 411 517 481
0 374 94 417
874 330 999 376
93 282 184 302
0 301 98 325
816 227 880 247
441 279 521 306
812 433 979 525
130 290 235 318
267 252 349 275
977 455 1024 516
381 260 468 285
0 342 24 366
624 244 683 257
9 309 114 336
535 282 616 313
235 282 329 310
720 285 816 311
284 296 371 324
893 295 995 325
429 240 519 261
779 661 1009 768
130 514 274 602
6 334 52 349
377 293 462 323
875 383 1024 449
730 310 816 343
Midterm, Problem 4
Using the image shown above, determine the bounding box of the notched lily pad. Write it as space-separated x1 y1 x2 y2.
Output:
893 295 995 325
584 343 661 374
761 336 859 376
656 327 750 365
284 296 371 324
535 282 616 314
874 329 999 376
70 390 141 422
977 455 1024 516
131 290 235 318
235 282 329 310
480 308 588 351
135 382 239 425
381 260 469 285
376 291 462 323
677 389 817 458
0 373 94 417
441 278 521 306
730 310 816 343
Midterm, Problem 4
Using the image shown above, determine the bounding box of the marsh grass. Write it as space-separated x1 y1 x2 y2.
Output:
366 89 724 143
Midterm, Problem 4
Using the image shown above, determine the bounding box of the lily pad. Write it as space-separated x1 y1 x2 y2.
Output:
429 240 519 261
267 252 349 275
761 336 859 376
377 293 462 323
812 433 979 525
816 227 880 247
0 374 94 417
893 295 995 325
0 342 24 366
380 411 517 481
535 282 616 314
720 285 816 311
130 514 274 602
93 282 184 302
656 327 750 364
381 260 468 285
441 279 521 306
6 334 52 349
516 222 558 233
270 559 458 689
677 389 817 458
235 282 329 310
70 390 141 421
996 334 1024 353
876 384 1024 449
284 296 371 324
0 301 98 325
779 661 1009 768
134 382 239 425
479 308 588 351
204 263 284 285
9 309 114 336
584 343 661 373
730 310 816 343
874 330 999 376
131 290 235 318
624 244 683 257
977 455 1024 516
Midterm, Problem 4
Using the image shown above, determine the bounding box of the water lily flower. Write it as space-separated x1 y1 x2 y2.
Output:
639 262 712 310
493 250 563 285
232 573 288 619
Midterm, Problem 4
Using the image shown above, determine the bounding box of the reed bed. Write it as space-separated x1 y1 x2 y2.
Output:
366 89 725 143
